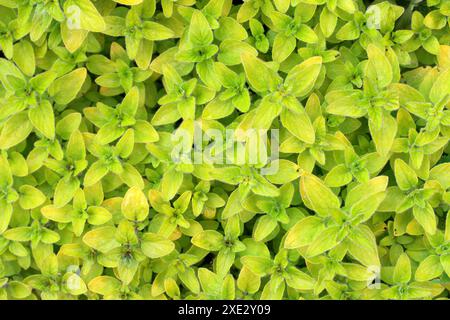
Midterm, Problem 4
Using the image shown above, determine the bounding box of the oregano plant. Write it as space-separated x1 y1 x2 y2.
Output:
0 0 449 301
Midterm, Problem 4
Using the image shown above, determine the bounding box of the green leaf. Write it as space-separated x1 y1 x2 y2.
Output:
87 206 111 225
18 185 46 210
3 227 32 242
265 160 300 184
429 68 450 104
320 7 337 37
84 161 109 187
0 155 12 187
441 254 450 278
191 230 224 251
296 24 318 43
326 90 366 118
393 253 411 284
300 174 341 217
121 186 149 221
250 96 282 130
202 98 234 120
0 203 13 234
12 40 35 77
141 233 175 258
67 130 86 161
368 112 397 156
142 22 174 41
253 215 278 242
54 177 80 208
336 21 359 40
119 163 144 189
272 34 296 63
306 226 340 257
284 56 322 97
241 256 273 276
429 163 450 189
324 164 352 187
241 53 279 93
415 255 443 281
261 277 285 300
0 112 33 149
48 68 87 105
56 113 82 140
221 189 242 219
284 267 315 290
366 44 393 88
188 10 213 46
28 100 55 139
413 203 436 235
88 276 121 296
161 167 183 201
394 159 418 191
64 273 87 296
198 268 222 297
66 0 106 32
7 281 31 299
346 225 380 267
237 266 260 294
280 97 315 144
284 216 325 249
215 17 248 41
82 226 120 253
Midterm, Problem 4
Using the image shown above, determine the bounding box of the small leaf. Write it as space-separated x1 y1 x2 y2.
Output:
141 233 175 258
121 186 149 221
393 253 411 284
191 230 224 251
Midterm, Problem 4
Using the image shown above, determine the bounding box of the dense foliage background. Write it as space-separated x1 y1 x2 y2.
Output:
0 0 450 300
